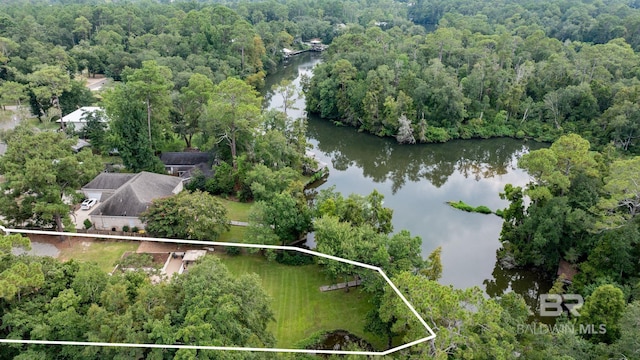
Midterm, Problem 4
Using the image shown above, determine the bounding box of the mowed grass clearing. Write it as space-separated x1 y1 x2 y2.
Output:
58 240 139 272
215 196 253 222
216 226 247 243
217 253 385 349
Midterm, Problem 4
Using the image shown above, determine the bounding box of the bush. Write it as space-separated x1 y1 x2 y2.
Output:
185 169 206 192
210 162 235 195
426 127 451 143
83 219 93 230
226 246 241 256
117 253 156 269
131 226 139 233
122 225 130 232
276 250 315 266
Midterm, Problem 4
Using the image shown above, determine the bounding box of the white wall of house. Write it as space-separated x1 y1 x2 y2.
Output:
90 215 144 231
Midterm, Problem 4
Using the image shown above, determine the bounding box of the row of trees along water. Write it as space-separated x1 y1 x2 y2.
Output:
305 0 640 153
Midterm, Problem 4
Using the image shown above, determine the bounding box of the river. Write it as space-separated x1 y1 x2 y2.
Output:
262 52 551 305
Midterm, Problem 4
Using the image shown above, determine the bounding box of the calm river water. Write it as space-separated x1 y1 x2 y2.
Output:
262 53 551 304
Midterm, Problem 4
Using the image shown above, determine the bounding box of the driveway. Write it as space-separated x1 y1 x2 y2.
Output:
73 202 98 230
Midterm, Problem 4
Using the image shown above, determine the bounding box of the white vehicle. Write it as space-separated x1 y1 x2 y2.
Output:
80 198 97 210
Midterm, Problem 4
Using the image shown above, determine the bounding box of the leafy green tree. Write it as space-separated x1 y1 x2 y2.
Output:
614 301 640 358
246 191 311 246
27 65 72 125
80 109 108 152
596 157 640 229
245 164 300 202
71 262 108 305
0 261 44 302
0 81 26 111
203 77 262 169
420 246 442 281
59 79 96 117
125 60 174 149
0 234 31 256
519 134 598 199
103 84 165 173
315 187 393 234
141 190 230 241
0 126 102 231
173 256 275 352
578 284 626 344
171 73 214 149
379 272 520 359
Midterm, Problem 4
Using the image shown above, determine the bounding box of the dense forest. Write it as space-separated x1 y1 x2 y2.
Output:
0 0 639 359
306 0 640 153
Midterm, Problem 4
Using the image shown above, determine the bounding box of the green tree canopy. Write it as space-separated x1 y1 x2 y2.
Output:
203 77 262 169
0 126 102 231
141 190 230 241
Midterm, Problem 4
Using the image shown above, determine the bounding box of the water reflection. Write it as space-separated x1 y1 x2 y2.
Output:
262 52 551 297
307 118 541 193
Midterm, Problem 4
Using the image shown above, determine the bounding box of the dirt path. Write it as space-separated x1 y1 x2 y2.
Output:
136 241 204 253
26 234 108 256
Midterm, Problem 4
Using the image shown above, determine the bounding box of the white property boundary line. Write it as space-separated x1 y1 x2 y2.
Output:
0 227 436 356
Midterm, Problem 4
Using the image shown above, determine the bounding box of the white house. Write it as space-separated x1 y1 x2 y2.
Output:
83 172 183 231
57 107 106 132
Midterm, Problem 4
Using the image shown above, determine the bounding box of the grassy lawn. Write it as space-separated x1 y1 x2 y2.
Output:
217 253 385 349
58 240 139 273
215 196 253 222
216 226 247 243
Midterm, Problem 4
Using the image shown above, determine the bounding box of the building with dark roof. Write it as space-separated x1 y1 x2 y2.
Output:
84 172 183 231
159 152 212 178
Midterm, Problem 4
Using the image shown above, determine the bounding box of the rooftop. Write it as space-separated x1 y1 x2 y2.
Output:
89 172 182 217
58 107 105 124
82 173 136 191
160 152 211 166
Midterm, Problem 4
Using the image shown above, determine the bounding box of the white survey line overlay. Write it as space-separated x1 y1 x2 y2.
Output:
0 227 436 356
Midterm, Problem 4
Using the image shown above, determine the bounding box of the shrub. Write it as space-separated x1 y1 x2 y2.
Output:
83 219 93 230
185 169 206 192
210 162 235 195
226 246 241 256
131 226 139 233
276 250 315 266
426 127 451 143
117 253 156 269
122 225 130 232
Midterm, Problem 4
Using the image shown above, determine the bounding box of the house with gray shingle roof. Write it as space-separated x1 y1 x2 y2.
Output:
84 172 183 231
159 152 212 178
